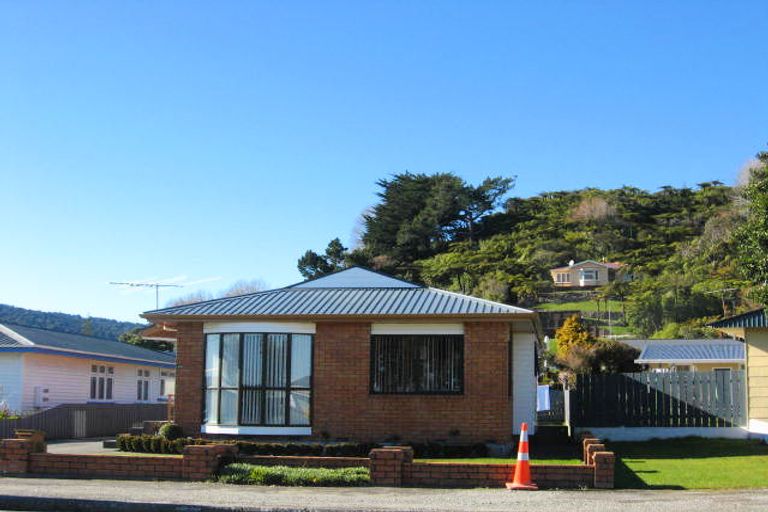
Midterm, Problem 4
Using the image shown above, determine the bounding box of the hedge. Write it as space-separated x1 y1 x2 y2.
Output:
217 463 370 486
116 434 488 459
116 434 205 454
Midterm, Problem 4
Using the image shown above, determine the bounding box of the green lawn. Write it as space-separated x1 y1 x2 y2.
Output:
612 438 768 490
416 457 581 465
535 300 623 313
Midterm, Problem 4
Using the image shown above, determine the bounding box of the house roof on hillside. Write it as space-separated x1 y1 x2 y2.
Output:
142 267 534 320
0 323 175 367
550 260 624 272
634 339 745 364
709 309 768 330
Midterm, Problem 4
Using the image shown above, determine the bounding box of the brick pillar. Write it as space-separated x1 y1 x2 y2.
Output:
175 322 205 436
593 451 616 489
586 443 606 465
369 447 413 487
582 437 601 464
182 444 238 481
0 439 33 474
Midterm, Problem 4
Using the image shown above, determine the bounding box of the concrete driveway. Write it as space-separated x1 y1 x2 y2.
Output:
0 477 767 512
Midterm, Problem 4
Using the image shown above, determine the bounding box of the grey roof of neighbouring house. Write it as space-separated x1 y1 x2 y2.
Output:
143 267 534 319
0 323 175 366
709 308 768 330
634 340 745 364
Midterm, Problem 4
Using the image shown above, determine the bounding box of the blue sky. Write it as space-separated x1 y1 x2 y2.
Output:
1 1 766 322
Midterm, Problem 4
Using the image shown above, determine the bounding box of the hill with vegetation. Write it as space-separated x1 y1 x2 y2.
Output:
0 303 144 340
298 150 768 339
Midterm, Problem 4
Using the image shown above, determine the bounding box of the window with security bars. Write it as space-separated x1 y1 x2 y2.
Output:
370 335 464 394
204 333 312 427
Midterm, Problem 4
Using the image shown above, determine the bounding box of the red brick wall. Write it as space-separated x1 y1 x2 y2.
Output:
312 321 512 443
403 462 594 488
175 322 205 436
370 447 610 489
29 453 183 479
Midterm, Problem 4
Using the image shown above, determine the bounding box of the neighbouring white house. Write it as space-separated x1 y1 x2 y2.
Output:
0 323 176 413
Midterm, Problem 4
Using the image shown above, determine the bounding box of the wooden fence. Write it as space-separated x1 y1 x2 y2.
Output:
0 403 167 440
569 371 746 428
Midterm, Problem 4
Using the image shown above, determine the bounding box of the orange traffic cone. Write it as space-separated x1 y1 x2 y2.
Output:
506 422 538 490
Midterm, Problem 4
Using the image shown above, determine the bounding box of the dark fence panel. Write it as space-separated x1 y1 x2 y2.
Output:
537 388 566 424
569 371 746 428
0 403 167 440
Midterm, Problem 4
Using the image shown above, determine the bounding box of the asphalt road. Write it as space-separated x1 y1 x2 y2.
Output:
1 477 768 512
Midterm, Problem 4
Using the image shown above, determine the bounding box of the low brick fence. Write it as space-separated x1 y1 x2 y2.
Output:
0 439 236 482
239 455 369 469
1 433 615 489
369 435 615 489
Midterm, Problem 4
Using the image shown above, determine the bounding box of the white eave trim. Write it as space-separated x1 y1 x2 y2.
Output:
201 425 312 436
204 321 316 334
371 323 464 335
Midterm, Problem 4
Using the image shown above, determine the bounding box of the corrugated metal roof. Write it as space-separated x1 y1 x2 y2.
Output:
0 324 176 365
145 267 532 318
636 341 745 363
289 267 420 289
0 330 22 347
709 309 768 330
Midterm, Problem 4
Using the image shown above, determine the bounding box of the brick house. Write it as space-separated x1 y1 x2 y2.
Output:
141 267 540 444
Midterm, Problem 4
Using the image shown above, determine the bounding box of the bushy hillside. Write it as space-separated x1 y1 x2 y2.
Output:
0 303 144 340
297 156 767 339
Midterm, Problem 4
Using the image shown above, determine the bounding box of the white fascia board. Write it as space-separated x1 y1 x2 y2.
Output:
201 425 312 436
204 322 316 334
371 323 464 335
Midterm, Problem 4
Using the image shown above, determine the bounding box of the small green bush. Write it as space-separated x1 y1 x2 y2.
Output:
116 434 193 454
158 422 184 441
216 463 370 486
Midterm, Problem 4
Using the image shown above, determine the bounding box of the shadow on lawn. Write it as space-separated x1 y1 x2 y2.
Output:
614 458 684 490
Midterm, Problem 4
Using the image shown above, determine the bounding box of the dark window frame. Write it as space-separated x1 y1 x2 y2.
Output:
370 334 465 395
203 332 314 428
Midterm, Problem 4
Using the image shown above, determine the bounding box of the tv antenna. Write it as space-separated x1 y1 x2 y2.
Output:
110 281 183 309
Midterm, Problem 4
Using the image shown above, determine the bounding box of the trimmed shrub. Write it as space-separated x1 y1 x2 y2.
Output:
116 434 194 454
158 422 184 441
216 463 370 486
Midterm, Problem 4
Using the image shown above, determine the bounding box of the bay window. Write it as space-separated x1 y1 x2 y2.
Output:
204 332 312 427
371 334 464 394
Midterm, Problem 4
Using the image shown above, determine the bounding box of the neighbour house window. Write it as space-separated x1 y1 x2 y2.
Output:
204 333 313 427
555 273 570 283
580 269 599 281
137 369 150 401
160 371 175 397
370 335 464 394
90 365 114 401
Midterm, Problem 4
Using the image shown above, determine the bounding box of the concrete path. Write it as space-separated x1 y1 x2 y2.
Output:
46 438 115 455
0 477 767 512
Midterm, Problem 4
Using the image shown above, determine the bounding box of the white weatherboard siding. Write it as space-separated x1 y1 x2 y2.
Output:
21 354 168 411
512 328 537 435
0 353 24 412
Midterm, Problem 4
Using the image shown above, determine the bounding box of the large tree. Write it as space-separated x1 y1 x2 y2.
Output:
362 172 514 266
297 238 349 279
